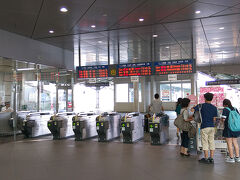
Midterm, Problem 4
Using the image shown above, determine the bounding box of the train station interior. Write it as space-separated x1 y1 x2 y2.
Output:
1 0 240 179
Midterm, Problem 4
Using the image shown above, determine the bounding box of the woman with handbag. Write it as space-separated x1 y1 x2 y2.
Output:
175 98 183 138
180 98 194 156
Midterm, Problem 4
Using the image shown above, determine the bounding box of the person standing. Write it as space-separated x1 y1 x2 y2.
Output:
193 93 218 164
1 102 13 112
180 98 193 156
175 98 183 137
149 93 164 116
221 99 240 163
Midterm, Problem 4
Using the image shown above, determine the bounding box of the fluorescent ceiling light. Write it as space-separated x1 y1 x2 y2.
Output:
98 41 102 43
17 68 35 71
219 27 224 30
49 30 54 34
91 25 96 28
153 34 158 38
165 46 170 49
195 10 201 14
60 7 68 13
139 18 144 22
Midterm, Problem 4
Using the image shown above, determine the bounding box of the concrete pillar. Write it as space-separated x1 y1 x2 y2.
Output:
133 81 139 112
191 73 197 95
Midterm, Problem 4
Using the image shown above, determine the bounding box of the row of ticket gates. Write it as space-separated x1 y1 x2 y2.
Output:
0 111 169 145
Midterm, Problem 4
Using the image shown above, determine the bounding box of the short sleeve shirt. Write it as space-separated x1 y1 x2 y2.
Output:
150 99 163 114
194 103 218 129
180 109 189 121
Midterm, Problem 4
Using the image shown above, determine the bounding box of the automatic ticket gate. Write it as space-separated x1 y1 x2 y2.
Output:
47 112 76 140
22 112 52 138
149 114 169 145
72 113 98 141
8 111 30 131
96 112 121 142
121 113 144 143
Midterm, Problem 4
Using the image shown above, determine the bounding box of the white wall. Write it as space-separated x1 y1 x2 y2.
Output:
0 29 73 70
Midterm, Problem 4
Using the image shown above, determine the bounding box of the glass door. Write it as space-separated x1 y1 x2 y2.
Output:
57 87 72 112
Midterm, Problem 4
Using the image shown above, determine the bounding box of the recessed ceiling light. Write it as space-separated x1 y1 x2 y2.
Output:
219 27 224 30
91 25 96 28
139 18 144 22
166 46 170 49
153 34 158 38
49 30 54 34
60 7 68 13
195 10 201 14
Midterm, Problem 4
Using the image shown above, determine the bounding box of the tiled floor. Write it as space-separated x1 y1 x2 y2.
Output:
0 111 239 180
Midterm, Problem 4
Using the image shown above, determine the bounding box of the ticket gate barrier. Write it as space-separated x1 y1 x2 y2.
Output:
96 112 121 142
48 112 76 140
121 113 144 143
22 112 52 138
149 114 169 145
72 113 99 141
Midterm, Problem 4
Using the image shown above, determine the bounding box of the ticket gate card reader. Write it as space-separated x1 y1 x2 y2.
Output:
121 113 144 143
48 112 76 140
149 114 169 145
96 112 121 142
22 112 52 138
72 113 98 141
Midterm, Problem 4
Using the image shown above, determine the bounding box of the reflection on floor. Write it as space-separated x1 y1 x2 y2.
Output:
0 111 240 180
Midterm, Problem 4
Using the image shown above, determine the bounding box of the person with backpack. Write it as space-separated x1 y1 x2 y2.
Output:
175 98 183 138
221 99 240 163
193 93 218 164
180 98 193 156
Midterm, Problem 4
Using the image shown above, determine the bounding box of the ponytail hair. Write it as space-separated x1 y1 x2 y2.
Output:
223 99 234 110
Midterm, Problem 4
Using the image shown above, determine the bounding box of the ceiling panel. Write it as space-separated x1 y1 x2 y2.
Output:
161 2 227 23
0 0 42 37
32 0 96 38
71 0 146 34
198 0 240 7
114 0 195 28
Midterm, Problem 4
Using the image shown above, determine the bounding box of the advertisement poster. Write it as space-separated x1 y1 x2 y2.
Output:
199 87 225 107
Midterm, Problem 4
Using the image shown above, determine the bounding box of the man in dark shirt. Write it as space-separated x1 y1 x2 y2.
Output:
194 93 218 164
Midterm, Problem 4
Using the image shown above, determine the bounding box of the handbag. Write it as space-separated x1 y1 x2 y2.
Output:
174 110 191 131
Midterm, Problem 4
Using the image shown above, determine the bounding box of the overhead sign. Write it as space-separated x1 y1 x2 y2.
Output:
88 78 97 83
118 62 152 77
131 76 139 82
154 59 195 75
76 59 196 79
85 82 109 87
168 74 177 81
206 79 240 85
77 65 108 78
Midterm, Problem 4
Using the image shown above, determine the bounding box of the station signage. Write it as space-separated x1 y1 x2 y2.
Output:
77 65 108 78
206 79 240 85
154 59 195 75
118 62 152 77
76 59 196 79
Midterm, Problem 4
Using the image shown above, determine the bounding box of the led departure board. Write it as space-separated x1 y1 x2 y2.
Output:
118 62 152 77
77 65 108 78
154 59 195 75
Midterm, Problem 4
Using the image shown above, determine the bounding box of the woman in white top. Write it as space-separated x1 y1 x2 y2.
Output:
180 98 194 156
